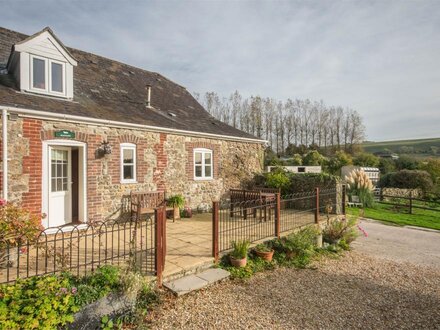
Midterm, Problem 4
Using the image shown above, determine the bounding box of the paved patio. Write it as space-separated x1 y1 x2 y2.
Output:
164 213 213 278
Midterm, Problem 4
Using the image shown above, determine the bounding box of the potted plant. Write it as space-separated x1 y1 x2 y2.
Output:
167 195 185 221
229 240 250 268
254 243 274 261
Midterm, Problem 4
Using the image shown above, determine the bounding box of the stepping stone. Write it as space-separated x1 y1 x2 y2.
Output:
164 268 230 296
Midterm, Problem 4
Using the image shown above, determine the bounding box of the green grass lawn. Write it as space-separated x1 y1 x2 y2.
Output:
347 203 440 230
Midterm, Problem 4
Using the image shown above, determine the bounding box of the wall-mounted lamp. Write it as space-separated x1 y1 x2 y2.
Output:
98 141 112 156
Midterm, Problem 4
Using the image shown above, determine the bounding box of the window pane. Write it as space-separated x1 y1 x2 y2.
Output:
51 178 56 192
33 58 46 89
123 165 134 180
195 165 202 177
51 62 63 92
57 178 63 191
195 152 202 165
123 149 134 164
204 153 212 165
205 165 212 177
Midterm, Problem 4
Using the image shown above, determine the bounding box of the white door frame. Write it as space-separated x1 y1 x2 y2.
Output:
42 140 87 228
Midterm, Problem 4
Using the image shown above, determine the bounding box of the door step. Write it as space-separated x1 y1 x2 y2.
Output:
163 268 230 296
163 258 214 283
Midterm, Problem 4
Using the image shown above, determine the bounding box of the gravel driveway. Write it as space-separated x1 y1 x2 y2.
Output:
353 218 440 268
149 249 440 329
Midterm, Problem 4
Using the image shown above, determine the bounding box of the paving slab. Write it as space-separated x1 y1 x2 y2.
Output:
164 268 230 296
164 274 208 296
196 268 230 283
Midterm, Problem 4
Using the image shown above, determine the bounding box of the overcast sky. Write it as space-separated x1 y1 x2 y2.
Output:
3 0 440 141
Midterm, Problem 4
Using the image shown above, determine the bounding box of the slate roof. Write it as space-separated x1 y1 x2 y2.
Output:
0 26 261 141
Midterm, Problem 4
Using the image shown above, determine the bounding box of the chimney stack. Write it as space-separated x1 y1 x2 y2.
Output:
146 84 152 108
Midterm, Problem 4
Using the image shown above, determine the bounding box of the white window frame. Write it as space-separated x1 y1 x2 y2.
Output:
29 54 66 97
49 59 66 95
120 143 137 184
193 148 213 180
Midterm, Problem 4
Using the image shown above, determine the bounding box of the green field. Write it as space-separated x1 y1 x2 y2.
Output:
347 203 440 230
362 137 440 158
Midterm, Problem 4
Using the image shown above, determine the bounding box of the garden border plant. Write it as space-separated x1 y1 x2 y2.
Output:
219 219 362 280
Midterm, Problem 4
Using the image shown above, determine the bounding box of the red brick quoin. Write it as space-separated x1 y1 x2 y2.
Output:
21 119 43 214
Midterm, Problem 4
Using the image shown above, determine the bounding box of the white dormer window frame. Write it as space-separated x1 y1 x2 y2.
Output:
29 54 66 97
194 148 213 180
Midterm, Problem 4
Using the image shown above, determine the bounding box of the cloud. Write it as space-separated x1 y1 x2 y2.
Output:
2 0 440 141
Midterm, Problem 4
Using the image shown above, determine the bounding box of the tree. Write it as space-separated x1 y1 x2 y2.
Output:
326 151 353 175
303 150 325 166
286 154 302 166
378 170 434 194
395 155 420 171
353 153 380 167
378 158 396 175
195 90 366 155
419 159 440 184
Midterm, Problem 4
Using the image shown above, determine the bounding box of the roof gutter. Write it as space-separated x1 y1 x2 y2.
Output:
0 105 267 144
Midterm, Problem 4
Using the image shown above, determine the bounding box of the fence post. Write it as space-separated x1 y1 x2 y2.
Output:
212 201 219 263
275 193 281 238
314 187 320 224
342 184 346 216
409 191 413 214
154 207 164 288
162 207 166 267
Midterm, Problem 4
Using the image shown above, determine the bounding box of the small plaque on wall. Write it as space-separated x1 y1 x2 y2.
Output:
55 130 75 138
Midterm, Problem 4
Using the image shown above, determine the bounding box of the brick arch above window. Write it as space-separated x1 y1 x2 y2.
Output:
185 142 220 180
117 135 141 144
41 130 89 143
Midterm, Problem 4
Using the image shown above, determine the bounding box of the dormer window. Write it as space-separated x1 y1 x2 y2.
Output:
30 55 65 95
8 27 77 99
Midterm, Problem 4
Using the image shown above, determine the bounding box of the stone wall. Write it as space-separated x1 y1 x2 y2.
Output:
2 117 264 223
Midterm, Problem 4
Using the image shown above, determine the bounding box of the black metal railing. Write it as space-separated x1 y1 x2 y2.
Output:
217 198 277 253
0 217 156 284
279 191 318 233
214 186 344 255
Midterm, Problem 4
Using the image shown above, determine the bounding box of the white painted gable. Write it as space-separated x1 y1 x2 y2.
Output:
8 27 77 99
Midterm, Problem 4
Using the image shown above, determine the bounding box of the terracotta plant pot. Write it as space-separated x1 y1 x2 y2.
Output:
229 256 247 268
255 249 274 262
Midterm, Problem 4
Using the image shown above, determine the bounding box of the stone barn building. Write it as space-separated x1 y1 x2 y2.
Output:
0 26 264 229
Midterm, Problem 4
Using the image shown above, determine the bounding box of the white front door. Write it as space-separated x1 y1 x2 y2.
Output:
48 146 72 227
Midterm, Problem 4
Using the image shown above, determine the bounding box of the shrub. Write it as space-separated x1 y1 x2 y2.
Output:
378 170 434 194
353 152 380 167
288 173 338 194
0 265 153 330
303 150 326 166
272 227 319 267
395 155 420 171
0 275 80 329
265 170 291 193
230 240 250 259
345 169 374 207
325 151 352 175
322 217 359 248
0 201 43 249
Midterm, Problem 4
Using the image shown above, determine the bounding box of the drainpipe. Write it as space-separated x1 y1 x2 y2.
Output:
2 108 7 201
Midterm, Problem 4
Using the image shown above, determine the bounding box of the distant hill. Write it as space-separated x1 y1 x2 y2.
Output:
362 137 440 158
